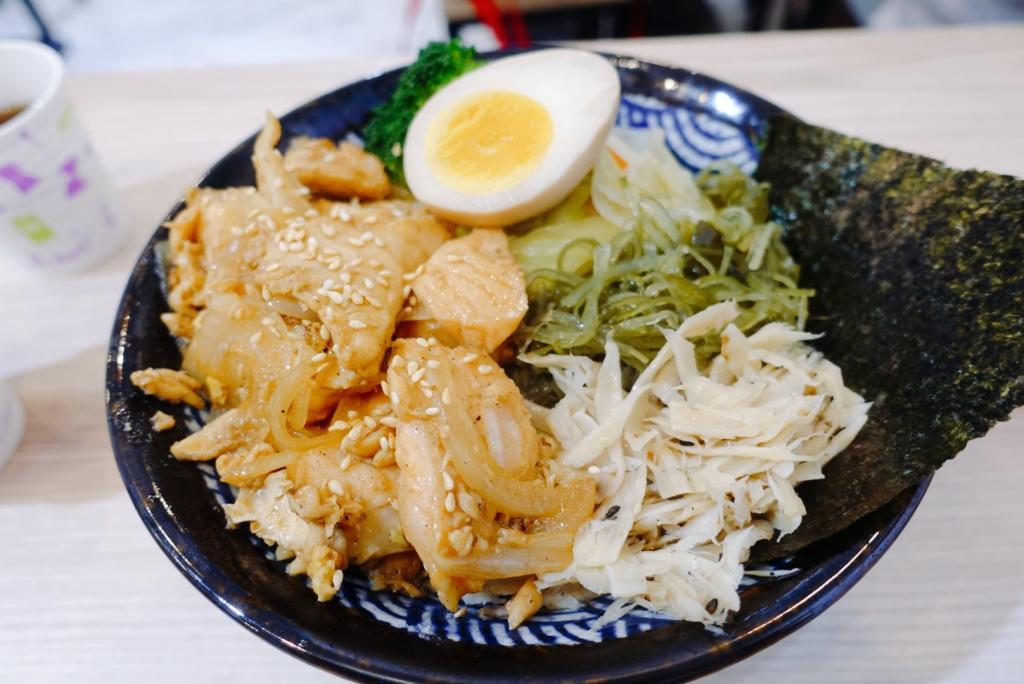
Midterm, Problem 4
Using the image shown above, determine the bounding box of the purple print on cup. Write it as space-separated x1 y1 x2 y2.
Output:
60 156 87 198
0 163 39 194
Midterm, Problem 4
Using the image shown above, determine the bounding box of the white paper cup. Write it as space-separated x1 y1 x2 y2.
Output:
0 40 123 275
0 381 25 471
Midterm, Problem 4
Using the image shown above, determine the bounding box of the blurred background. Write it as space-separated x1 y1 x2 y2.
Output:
1 0 1022 71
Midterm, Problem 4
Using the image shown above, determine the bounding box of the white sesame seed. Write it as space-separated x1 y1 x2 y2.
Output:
365 215 378 225
587 465 601 475
319 324 330 340
425 406 440 417
311 352 328 363
351 293 364 305
411 368 426 383
288 242 303 252
416 338 429 348
328 479 344 495
324 307 335 322
369 259 382 269
363 277 374 289
273 178 284 189
390 390 400 405
323 278 335 290
261 317 275 326
381 380 390 395
350 257 363 267
442 471 454 491
379 270 392 278
327 291 345 304
379 435 389 452
444 492 456 513
265 262 280 272
462 353 479 363
347 236 365 247
366 296 381 308
446 254 462 263
391 355 404 367
380 416 397 428
249 331 262 344
349 319 367 330
322 223 337 238
427 337 439 345
348 425 364 441
374 236 386 248
422 388 433 398
363 416 377 429
406 361 419 375
230 226 244 237
338 271 352 283
426 360 441 369
442 388 451 405
346 410 358 420
478 364 493 375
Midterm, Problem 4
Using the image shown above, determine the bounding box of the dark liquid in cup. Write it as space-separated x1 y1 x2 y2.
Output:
0 104 27 127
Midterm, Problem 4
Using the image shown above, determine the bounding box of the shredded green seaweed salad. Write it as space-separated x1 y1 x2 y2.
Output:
509 129 812 394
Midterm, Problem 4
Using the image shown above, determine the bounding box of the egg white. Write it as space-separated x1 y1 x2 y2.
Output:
403 48 621 227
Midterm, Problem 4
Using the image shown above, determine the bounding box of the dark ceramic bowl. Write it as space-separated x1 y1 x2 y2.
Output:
106 50 930 683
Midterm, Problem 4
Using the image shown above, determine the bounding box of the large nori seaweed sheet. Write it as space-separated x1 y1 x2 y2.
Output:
753 116 1024 559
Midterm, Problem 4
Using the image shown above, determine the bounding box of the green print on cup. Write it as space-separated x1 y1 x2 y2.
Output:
57 103 73 131
11 213 56 243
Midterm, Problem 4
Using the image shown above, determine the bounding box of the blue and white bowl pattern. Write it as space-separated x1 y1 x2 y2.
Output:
618 94 758 175
190 97 768 647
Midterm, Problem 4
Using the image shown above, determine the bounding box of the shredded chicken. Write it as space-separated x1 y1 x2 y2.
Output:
150 411 176 432
130 368 204 409
506 579 543 629
225 471 347 601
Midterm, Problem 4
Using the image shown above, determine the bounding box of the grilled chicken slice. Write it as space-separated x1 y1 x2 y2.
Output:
253 113 313 215
285 136 390 201
315 199 451 274
387 339 595 611
410 229 527 352
254 214 405 391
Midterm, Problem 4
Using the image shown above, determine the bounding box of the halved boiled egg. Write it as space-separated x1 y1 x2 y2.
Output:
403 48 620 227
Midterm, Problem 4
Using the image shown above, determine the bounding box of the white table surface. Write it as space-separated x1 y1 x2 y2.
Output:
1 25 1022 683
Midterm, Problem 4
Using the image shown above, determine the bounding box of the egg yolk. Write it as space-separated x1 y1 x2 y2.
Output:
426 90 553 194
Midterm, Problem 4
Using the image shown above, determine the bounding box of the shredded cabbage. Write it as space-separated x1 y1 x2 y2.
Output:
512 129 813 378
526 302 870 625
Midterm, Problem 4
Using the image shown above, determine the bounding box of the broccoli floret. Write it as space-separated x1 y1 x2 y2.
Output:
363 40 482 185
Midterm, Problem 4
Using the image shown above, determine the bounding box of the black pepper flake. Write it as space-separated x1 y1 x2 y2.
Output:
603 505 620 520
